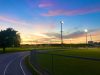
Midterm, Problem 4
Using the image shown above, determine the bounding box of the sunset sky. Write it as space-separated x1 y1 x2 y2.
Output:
0 0 100 44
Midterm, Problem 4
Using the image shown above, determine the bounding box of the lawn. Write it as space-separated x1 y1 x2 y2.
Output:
34 48 100 75
0 47 34 53
0 46 64 53
48 48 100 58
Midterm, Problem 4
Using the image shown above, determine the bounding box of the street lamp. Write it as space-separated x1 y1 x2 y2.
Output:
84 29 88 45
60 21 64 45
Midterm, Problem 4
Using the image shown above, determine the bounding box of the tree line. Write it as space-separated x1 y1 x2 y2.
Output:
0 28 21 53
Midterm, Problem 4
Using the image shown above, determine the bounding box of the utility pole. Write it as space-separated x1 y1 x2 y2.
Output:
84 29 88 48
60 21 64 46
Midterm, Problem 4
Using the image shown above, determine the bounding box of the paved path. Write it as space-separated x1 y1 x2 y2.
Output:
0 51 32 75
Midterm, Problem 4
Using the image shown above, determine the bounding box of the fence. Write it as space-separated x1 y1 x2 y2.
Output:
29 49 100 75
30 50 51 75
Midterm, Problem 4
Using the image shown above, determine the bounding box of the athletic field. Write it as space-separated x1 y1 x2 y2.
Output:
35 48 100 75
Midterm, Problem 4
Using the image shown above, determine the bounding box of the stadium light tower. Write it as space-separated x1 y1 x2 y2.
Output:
84 29 88 45
60 21 64 45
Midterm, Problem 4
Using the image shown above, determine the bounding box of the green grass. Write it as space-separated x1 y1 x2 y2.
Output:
34 48 100 75
0 46 69 53
48 48 100 58
53 57 100 75
0 47 34 53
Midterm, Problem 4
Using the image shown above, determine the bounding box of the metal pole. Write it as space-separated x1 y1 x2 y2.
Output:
61 23 63 44
60 21 64 46
84 29 88 47
86 32 87 45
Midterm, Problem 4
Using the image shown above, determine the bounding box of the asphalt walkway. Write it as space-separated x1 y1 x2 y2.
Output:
0 51 32 75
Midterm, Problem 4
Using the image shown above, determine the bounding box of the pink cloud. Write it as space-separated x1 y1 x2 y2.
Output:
0 16 30 25
38 2 54 8
27 0 55 8
38 0 56 8
0 16 19 24
91 30 100 36
41 10 63 16
41 7 100 16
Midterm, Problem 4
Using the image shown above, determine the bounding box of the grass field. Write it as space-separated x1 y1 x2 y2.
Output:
49 48 100 58
0 47 34 53
34 48 100 75
0 46 69 53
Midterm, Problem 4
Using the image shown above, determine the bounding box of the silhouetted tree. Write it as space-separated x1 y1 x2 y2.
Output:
0 28 21 53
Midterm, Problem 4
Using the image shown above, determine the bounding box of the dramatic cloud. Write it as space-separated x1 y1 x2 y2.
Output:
45 29 100 39
64 31 85 39
45 32 60 38
45 31 85 39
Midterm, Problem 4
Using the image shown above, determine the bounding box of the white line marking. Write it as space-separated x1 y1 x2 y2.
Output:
3 57 17 75
20 55 28 75
3 53 29 75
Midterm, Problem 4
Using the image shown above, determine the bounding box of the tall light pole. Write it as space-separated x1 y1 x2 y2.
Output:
84 29 88 45
60 21 64 45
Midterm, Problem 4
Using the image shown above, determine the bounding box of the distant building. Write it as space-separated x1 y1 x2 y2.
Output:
94 42 100 47
88 41 100 47
88 41 94 45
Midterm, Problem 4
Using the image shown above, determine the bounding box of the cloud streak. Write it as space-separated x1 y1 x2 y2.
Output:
0 16 32 26
27 0 100 16
41 7 100 16
45 31 85 39
38 0 55 7
38 2 54 8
